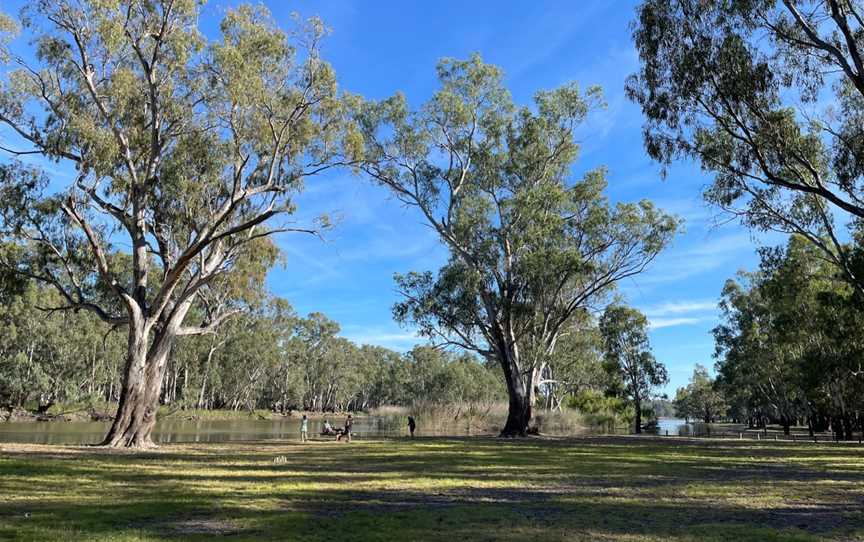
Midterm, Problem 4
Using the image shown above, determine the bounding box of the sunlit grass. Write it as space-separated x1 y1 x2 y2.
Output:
2 437 863 541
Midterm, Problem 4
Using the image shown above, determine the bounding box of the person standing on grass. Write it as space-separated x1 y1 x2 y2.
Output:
300 415 309 442
337 414 353 442
408 416 416 438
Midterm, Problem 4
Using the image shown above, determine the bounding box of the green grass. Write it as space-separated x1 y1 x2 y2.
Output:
1 436 863 541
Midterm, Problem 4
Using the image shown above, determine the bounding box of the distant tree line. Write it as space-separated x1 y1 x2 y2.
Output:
1 271 674 434
673 365 727 425
670 237 864 440
0 280 504 414
712 237 864 439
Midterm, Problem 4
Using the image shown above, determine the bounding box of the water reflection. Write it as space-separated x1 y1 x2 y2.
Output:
651 418 712 436
0 415 706 445
0 416 449 445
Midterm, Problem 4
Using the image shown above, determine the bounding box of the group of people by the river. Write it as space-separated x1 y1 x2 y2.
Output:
298 414 417 442
299 414 353 442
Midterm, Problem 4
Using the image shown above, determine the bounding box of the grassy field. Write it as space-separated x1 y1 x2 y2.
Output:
1 436 863 542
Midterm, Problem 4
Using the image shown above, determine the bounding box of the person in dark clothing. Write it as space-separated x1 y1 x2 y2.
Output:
408 416 416 438
336 414 353 442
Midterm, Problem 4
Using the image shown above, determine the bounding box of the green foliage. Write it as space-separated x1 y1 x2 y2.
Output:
628 0 864 295
535 312 609 410
650 398 676 418
600 306 668 402
599 305 668 432
714 235 864 436
0 284 124 408
354 54 677 432
387 346 504 406
0 276 503 413
674 365 727 423
566 388 630 429
0 2 362 444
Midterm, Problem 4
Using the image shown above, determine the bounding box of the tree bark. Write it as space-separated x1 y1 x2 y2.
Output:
497 341 536 437
197 343 218 409
501 374 532 437
634 398 642 434
100 329 159 448
100 306 186 448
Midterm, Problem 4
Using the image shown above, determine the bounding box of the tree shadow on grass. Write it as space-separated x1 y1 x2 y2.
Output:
1 484 856 542
2 437 863 541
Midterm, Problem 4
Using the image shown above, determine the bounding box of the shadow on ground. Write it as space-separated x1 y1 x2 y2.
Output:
1 436 863 541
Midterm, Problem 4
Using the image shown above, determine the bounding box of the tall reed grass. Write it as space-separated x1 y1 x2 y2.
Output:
368 403 614 436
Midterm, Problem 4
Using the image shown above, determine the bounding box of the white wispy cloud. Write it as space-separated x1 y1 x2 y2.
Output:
278 244 344 287
643 300 717 317
341 327 424 351
640 298 719 330
332 229 441 264
505 3 611 80
648 317 709 330
650 197 715 226
633 232 757 286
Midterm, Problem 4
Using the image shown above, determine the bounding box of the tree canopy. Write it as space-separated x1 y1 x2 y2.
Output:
628 0 864 294
354 54 678 435
714 235 864 437
0 0 360 446
599 304 668 434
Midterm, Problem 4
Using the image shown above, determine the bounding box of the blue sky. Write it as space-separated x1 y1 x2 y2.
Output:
2 1 786 395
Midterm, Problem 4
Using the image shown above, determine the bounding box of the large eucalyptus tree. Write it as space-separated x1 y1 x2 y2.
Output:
355 55 678 436
0 1 358 447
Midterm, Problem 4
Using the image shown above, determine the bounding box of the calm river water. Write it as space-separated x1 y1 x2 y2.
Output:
0 416 697 445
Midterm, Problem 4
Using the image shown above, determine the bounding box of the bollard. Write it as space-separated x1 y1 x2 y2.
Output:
739 432 743 439
757 433 761 441
665 430 668 437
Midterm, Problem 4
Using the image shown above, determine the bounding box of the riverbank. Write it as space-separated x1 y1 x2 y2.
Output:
0 404 598 445
2 436 862 541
